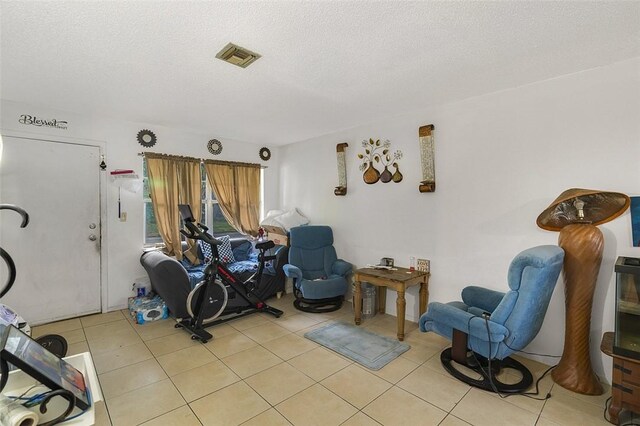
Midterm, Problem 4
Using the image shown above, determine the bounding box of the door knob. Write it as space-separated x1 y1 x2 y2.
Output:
88 234 97 241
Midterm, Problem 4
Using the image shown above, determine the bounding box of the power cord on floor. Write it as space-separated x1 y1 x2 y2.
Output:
604 396 640 426
503 342 562 359
466 314 555 401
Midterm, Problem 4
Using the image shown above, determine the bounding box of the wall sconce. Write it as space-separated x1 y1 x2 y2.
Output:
418 124 435 193
334 143 348 196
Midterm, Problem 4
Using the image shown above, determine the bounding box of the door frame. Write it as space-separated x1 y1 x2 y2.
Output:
1 129 109 314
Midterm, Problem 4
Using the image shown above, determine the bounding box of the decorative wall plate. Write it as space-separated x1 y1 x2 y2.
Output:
259 147 271 161
207 139 223 155
137 129 156 147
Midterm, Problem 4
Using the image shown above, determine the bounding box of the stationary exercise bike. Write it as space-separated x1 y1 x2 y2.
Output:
174 204 283 343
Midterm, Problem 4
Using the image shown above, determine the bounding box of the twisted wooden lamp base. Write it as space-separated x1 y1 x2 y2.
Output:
552 223 604 395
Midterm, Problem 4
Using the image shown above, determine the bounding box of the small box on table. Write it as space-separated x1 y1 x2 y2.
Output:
263 224 289 246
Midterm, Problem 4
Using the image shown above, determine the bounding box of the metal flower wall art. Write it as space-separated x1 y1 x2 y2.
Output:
357 139 403 184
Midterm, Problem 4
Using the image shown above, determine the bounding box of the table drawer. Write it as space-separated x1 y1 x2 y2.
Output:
618 360 640 386
616 382 640 411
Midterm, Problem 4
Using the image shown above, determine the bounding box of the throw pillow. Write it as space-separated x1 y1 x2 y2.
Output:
217 235 236 264
199 236 236 264
275 208 309 230
232 241 253 262
259 209 285 228
264 209 285 220
199 240 213 264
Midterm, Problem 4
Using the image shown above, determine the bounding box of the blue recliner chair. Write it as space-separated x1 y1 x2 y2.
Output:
283 226 352 313
419 245 564 393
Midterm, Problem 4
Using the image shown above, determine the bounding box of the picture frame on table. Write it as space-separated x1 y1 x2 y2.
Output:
417 258 430 273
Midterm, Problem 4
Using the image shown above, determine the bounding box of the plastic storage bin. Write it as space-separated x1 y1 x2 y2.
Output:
361 283 377 320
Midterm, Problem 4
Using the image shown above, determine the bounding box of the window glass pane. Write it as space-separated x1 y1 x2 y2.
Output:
144 202 162 243
211 204 234 234
207 203 242 238
142 160 150 201
143 179 150 200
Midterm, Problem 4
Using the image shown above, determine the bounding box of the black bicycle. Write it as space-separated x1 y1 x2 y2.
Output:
173 204 283 343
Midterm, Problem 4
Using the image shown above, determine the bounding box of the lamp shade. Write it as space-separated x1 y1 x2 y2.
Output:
536 188 630 231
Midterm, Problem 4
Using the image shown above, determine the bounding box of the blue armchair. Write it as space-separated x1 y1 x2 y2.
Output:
283 225 352 313
419 245 564 393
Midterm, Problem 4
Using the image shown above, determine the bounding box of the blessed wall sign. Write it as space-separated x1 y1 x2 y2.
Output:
18 114 68 130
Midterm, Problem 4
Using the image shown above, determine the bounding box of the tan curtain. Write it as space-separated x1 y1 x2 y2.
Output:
147 154 202 261
204 161 261 236
146 154 182 259
176 159 202 264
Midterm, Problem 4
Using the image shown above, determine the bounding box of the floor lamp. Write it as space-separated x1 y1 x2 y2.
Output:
537 188 630 395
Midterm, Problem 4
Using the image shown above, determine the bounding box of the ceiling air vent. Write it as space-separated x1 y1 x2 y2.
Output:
215 43 261 68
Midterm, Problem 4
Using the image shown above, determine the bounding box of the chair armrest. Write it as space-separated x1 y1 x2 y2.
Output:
283 264 303 281
461 286 505 314
332 259 352 277
420 302 508 342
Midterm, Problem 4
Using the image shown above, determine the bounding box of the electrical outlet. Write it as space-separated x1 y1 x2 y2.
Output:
120 212 127 222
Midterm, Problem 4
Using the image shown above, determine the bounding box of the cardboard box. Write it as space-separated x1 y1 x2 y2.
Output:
268 232 289 246
261 224 289 246
262 224 286 235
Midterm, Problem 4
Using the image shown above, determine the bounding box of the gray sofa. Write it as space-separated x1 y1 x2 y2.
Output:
140 239 288 319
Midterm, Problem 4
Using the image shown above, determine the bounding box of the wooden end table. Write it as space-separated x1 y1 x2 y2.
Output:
353 267 430 341
601 332 640 424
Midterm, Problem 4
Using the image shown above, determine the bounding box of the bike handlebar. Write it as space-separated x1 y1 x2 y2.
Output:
181 221 221 247
0 204 29 300
0 204 29 228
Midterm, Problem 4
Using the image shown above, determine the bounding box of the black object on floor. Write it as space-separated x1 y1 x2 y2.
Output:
35 334 68 358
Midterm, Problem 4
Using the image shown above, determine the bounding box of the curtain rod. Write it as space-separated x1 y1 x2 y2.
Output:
137 152 267 169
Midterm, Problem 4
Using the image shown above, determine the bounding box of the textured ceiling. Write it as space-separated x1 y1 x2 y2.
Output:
1 1 639 146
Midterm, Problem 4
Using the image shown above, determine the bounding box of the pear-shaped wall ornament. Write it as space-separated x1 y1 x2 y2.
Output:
392 163 403 183
380 166 392 183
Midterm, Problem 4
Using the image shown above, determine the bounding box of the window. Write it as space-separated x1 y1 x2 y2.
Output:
142 160 162 245
199 164 242 239
143 160 245 245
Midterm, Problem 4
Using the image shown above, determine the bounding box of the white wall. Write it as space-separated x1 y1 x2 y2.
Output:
279 57 640 380
0 100 280 312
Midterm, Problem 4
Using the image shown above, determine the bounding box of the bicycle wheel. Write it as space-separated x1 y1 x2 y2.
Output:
186 279 228 324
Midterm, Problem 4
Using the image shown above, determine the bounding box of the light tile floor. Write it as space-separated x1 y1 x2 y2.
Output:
30 294 634 426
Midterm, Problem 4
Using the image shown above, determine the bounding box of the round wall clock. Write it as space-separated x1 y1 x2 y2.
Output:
259 147 271 161
137 130 157 147
207 139 223 155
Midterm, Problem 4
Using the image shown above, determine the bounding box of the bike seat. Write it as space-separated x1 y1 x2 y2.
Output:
255 240 275 251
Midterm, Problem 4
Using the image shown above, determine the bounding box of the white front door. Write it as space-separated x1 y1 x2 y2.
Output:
0 135 102 324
